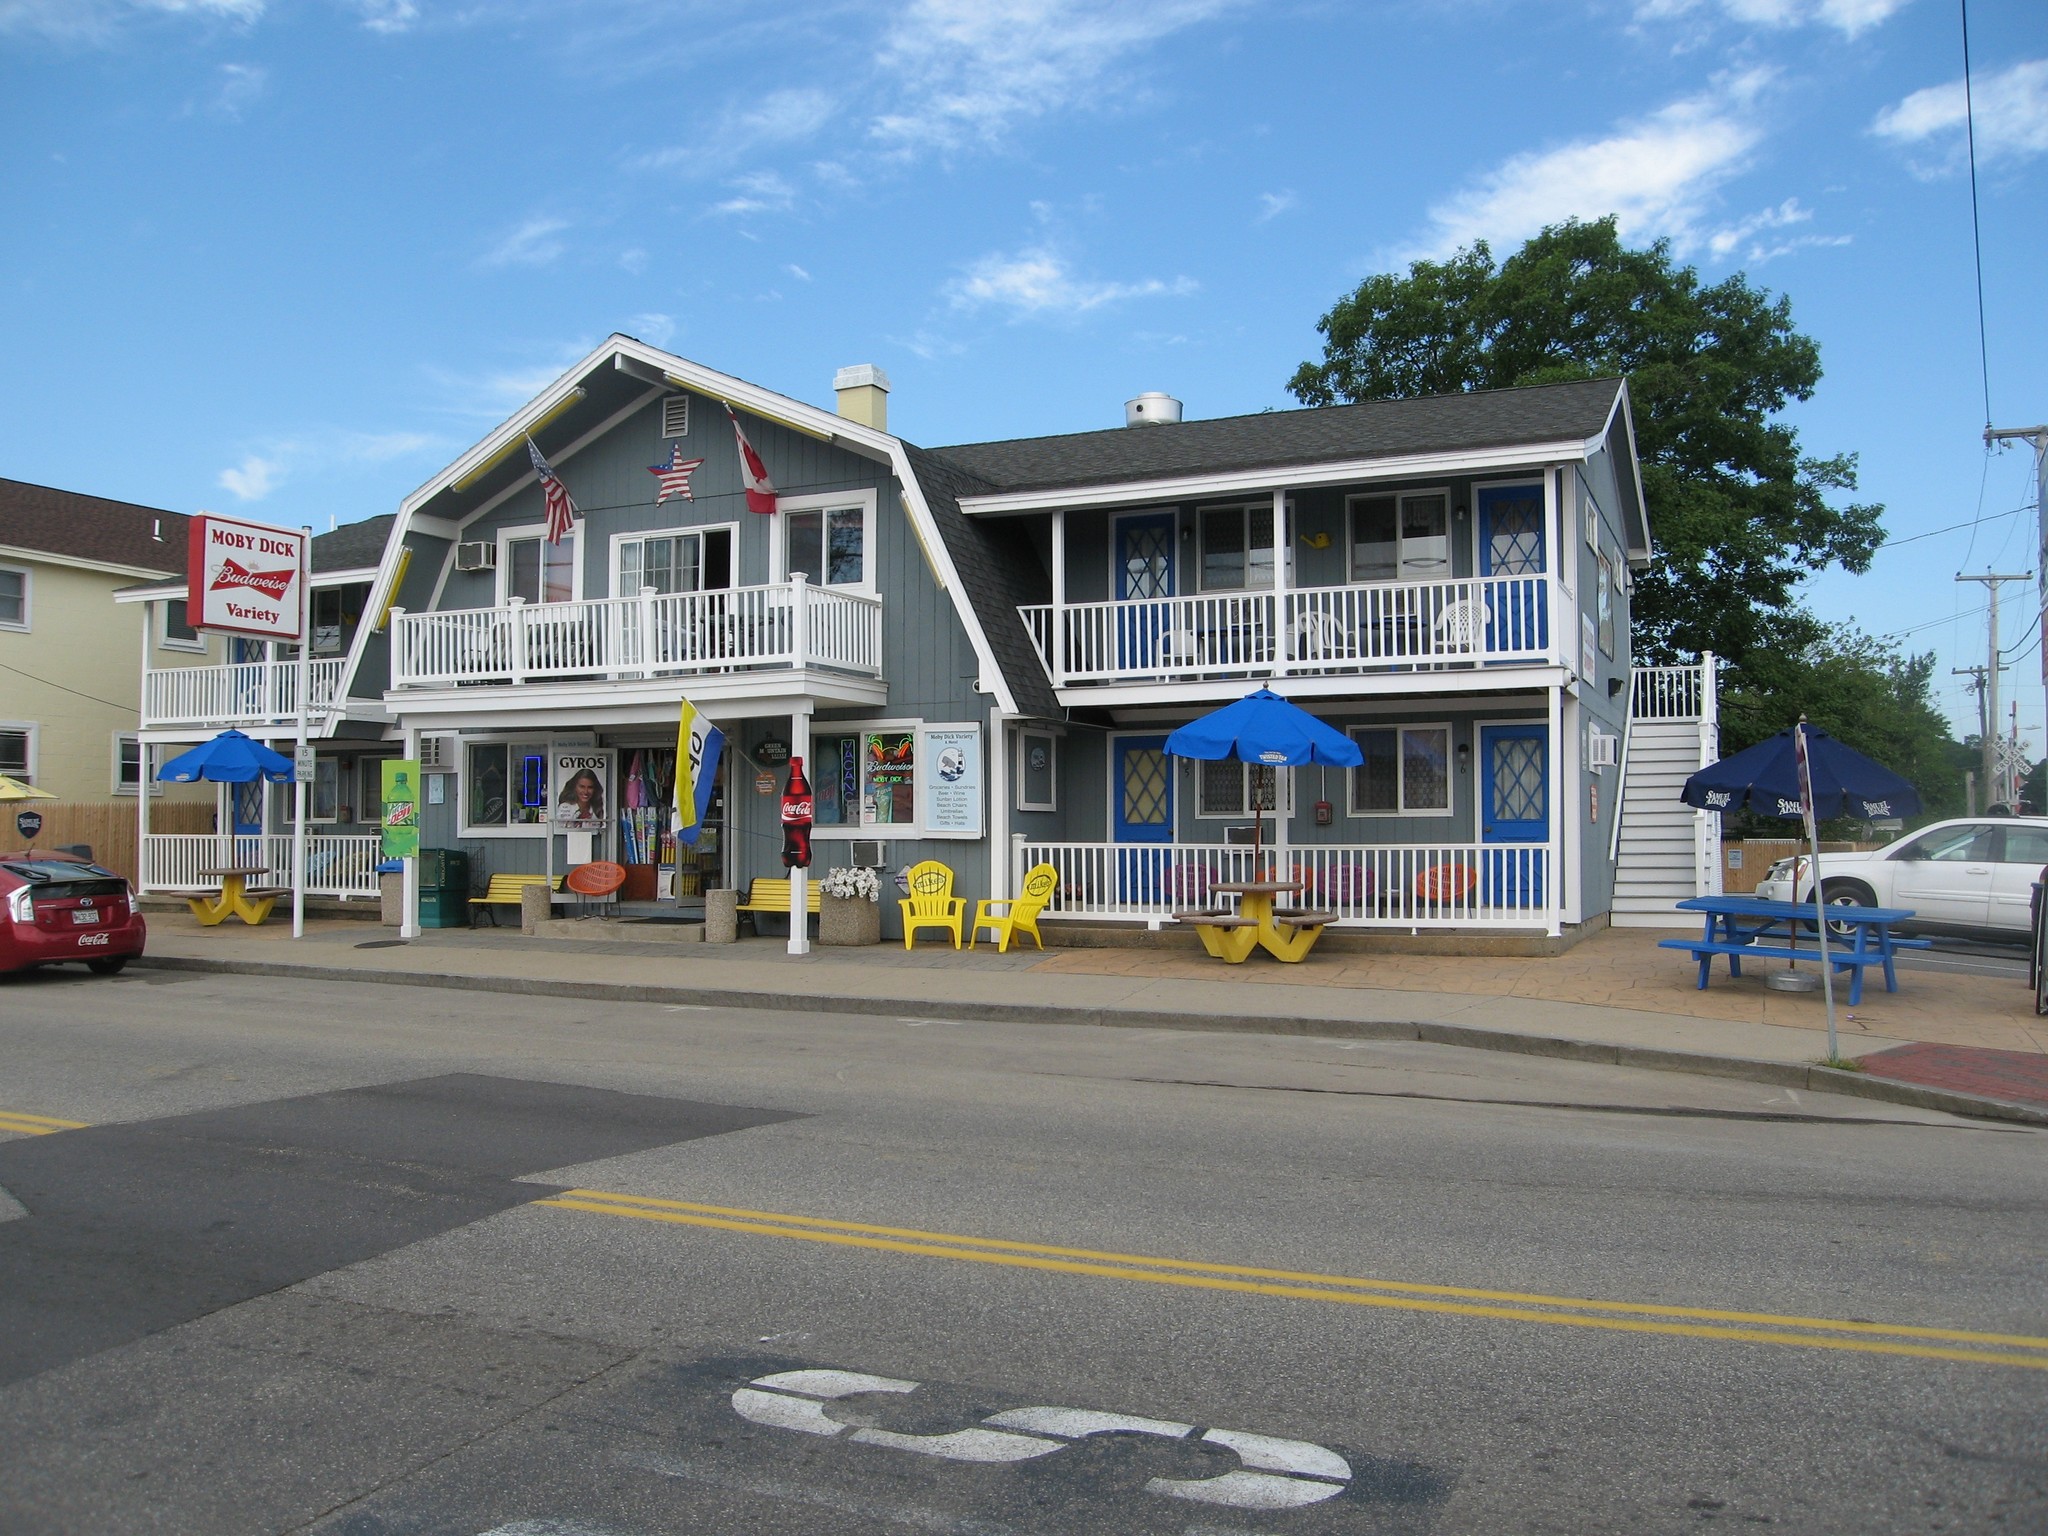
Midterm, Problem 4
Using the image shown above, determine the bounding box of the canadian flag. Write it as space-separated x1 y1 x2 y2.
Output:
726 403 777 515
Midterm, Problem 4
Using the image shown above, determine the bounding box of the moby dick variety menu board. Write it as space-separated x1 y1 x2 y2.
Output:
187 513 306 640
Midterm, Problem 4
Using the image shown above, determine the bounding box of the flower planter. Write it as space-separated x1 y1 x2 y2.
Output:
819 892 881 946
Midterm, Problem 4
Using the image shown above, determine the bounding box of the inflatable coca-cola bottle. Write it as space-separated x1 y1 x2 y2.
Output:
780 756 813 869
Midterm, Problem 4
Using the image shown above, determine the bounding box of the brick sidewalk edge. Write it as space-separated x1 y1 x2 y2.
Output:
132 953 2048 1130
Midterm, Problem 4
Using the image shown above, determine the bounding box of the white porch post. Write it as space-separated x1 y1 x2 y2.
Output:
136 604 152 894
292 525 311 939
1542 465 1561 666
1272 488 1291 676
1050 510 1067 687
399 724 421 940
1546 684 1564 937
788 706 812 956
1562 688 1584 926
988 708 1010 905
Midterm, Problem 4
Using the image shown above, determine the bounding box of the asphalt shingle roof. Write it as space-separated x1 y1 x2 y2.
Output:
924 377 1623 495
0 477 189 574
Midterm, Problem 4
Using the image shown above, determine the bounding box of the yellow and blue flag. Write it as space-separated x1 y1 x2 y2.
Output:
674 698 725 847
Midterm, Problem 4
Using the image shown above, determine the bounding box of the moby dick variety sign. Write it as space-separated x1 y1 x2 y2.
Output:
187 513 306 640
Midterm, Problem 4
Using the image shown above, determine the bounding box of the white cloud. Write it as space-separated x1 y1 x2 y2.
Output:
618 247 648 274
1 0 262 41
218 453 283 501
710 170 796 218
785 263 811 281
946 245 1196 317
628 311 675 346
209 61 266 119
423 340 595 420
1704 196 1851 262
349 0 416 32
869 0 1235 153
640 88 837 175
1254 190 1297 223
480 215 569 268
1404 68 1774 260
1635 0 1910 37
1873 58 2048 174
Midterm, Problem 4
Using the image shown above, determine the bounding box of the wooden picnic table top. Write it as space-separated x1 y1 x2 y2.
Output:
1676 894 1915 925
1210 881 1303 898
196 865 269 879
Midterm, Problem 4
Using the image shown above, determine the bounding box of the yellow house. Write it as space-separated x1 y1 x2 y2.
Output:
0 478 219 806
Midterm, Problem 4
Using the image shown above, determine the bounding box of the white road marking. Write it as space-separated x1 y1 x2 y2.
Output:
475 1523 634 1536
731 1387 848 1437
849 1426 1064 1463
1198 1427 1351 1482
1147 1469 1346 1510
661 1005 711 1013
983 1407 1192 1440
753 1368 917 1398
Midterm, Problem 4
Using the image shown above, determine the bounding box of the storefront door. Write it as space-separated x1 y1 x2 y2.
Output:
1480 722 1547 909
1113 733 1174 903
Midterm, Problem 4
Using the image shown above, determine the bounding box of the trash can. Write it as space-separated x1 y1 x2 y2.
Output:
417 848 471 930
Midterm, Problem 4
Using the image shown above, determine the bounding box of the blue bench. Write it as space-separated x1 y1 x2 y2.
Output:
1659 895 1931 1007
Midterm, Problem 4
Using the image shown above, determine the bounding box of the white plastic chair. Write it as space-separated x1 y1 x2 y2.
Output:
1433 599 1485 658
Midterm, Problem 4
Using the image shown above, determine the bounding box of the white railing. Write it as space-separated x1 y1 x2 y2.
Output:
142 659 347 728
1020 574 1556 686
141 833 382 899
392 577 882 688
1016 840 1555 930
1630 663 1706 721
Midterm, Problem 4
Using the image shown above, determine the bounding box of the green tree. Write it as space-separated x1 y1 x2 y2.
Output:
1288 217 1884 669
1720 631 1968 824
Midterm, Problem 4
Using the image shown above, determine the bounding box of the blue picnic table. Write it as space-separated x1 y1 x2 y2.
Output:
1658 894 1932 1007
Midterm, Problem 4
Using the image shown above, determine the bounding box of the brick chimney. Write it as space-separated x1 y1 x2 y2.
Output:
833 364 891 431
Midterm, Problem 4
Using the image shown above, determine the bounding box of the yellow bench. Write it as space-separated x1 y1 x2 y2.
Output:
469 873 563 927
735 876 822 936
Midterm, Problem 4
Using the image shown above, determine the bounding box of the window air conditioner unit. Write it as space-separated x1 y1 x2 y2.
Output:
455 541 497 572
419 736 451 771
1588 730 1620 769
850 840 885 868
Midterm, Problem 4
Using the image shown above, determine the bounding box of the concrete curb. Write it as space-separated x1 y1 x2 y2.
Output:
132 953 2048 1130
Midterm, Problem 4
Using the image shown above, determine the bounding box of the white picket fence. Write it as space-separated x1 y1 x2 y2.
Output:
1016 840 1554 929
141 833 382 899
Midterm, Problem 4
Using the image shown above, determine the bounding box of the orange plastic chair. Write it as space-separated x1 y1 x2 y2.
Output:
898 859 965 949
1414 861 1477 904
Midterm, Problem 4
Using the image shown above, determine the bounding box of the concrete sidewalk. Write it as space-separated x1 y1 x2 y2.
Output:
130 914 2048 1126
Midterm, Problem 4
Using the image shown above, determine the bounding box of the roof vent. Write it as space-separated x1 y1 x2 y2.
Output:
1125 392 1182 428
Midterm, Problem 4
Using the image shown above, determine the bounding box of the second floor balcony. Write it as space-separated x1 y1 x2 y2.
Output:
143 657 347 730
391 577 882 690
1020 572 1560 690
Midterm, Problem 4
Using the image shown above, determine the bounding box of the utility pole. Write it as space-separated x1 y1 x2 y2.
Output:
1985 423 2048 718
1953 664 1988 811
1957 571 2032 809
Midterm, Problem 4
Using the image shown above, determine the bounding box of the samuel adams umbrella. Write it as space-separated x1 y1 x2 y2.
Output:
1165 688 1363 873
156 729 295 785
1681 720 1922 1060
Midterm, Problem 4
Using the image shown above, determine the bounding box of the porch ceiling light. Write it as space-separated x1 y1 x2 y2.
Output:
451 387 588 491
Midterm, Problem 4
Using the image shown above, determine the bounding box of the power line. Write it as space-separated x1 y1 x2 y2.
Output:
0 658 137 712
1877 500 2032 552
1882 603 1987 641
1960 0 1993 428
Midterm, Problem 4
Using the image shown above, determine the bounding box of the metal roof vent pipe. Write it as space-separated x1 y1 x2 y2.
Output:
1125 392 1182 427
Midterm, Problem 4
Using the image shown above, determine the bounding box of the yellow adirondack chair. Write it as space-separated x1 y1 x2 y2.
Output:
969 863 1058 952
899 860 965 949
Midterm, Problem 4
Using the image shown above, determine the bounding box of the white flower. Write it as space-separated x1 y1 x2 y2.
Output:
819 866 880 901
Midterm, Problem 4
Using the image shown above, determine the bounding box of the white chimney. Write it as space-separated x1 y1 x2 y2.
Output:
834 364 891 431
1125 392 1182 427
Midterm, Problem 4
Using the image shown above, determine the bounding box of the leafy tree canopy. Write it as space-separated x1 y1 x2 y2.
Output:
1288 217 1884 668
1721 630 1969 826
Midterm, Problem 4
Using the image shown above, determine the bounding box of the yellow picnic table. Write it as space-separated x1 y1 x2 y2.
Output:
189 865 280 926
1173 880 1337 964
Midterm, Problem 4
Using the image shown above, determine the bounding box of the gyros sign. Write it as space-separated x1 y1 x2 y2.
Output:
187 514 306 641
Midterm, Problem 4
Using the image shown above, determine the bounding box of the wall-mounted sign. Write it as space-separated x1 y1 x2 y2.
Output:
754 771 777 795
553 750 613 830
921 726 982 838
294 745 317 785
381 760 420 860
187 514 306 641
15 809 43 841
756 737 790 765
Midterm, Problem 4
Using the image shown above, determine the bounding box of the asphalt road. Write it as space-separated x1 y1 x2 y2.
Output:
0 967 2042 1535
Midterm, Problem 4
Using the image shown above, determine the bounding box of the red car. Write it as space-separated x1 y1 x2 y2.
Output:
1 852 147 976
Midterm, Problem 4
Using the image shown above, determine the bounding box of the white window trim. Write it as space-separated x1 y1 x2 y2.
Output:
806 715 968 839
1193 759 1293 820
458 736 555 839
1346 486 1453 584
0 563 30 632
1348 721 1456 819
1469 477 1548 579
1194 500 1278 594
112 732 162 796
1015 728 1057 813
278 759 341 825
0 720 38 783
158 596 207 653
608 522 740 598
773 488 879 597
496 521 583 607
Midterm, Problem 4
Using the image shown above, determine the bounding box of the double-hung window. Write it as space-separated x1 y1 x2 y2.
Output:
616 528 733 596
784 505 868 590
1198 760 1281 818
464 740 550 831
161 597 205 651
1198 503 1274 591
1350 725 1451 815
502 530 576 605
1349 493 1449 583
279 759 339 824
0 566 29 630
114 733 159 795
1 723 35 783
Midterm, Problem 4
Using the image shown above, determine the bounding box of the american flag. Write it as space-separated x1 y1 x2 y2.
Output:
647 443 707 505
528 437 579 545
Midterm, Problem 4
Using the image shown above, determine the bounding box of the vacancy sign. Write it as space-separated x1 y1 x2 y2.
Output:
187 514 306 640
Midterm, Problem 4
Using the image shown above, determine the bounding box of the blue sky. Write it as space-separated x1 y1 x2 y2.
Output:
3 0 2043 746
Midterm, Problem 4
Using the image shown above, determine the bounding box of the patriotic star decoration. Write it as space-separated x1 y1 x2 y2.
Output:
648 443 708 505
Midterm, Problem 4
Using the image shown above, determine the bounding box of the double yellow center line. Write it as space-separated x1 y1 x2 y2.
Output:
539 1189 2048 1372
0 1109 86 1137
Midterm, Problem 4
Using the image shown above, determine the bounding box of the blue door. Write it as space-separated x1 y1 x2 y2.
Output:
1113 734 1174 904
1115 513 1175 672
1477 485 1547 655
1480 723 1547 909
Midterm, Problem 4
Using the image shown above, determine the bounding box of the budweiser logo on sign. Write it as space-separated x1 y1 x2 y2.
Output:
209 558 296 601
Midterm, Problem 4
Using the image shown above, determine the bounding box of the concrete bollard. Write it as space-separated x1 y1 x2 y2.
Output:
704 887 739 944
520 881 550 936
380 872 403 927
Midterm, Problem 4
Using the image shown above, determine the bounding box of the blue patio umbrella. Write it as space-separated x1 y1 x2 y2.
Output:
156 729 294 784
1679 726 1921 821
1166 689 1363 870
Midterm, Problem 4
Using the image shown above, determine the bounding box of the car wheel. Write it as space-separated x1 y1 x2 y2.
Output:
86 958 128 976
1818 880 1876 940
